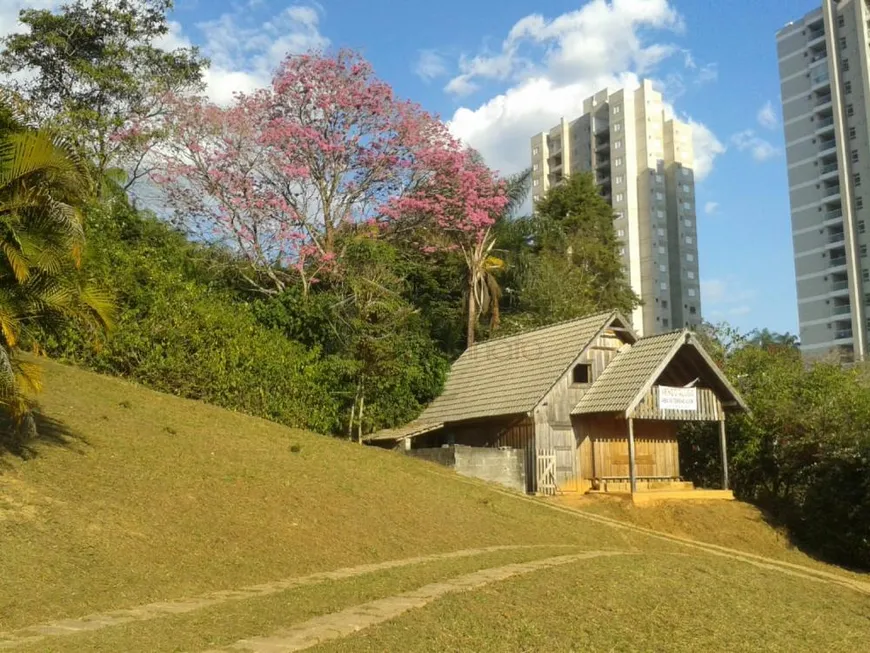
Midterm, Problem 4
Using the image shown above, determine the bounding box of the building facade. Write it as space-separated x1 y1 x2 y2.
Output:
530 80 702 336
777 0 870 360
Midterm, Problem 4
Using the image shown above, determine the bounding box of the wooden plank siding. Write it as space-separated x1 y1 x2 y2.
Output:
590 437 679 479
631 386 724 421
575 415 679 483
533 330 628 492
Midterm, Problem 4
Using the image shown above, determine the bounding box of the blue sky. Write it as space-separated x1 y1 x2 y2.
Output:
2 0 823 334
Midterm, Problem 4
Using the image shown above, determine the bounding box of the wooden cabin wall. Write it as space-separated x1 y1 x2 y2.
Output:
632 386 724 421
532 331 628 492
575 415 680 480
429 415 533 449
536 331 626 427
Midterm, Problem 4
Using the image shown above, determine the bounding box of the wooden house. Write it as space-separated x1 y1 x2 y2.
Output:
365 311 747 498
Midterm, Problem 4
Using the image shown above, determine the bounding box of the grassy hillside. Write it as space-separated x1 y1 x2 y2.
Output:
1 359 868 652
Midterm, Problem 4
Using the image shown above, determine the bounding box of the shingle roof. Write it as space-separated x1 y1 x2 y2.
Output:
364 421 444 443
413 311 631 425
572 329 747 416
572 330 684 415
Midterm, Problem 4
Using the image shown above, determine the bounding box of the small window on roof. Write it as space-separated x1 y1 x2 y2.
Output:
572 363 592 384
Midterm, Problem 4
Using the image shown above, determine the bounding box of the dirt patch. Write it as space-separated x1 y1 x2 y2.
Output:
555 493 799 559
0 478 53 524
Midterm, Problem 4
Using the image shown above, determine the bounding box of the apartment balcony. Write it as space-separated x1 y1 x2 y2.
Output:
833 317 854 341
820 161 839 180
832 304 852 316
594 121 609 135
595 139 610 152
595 156 611 169
807 28 826 47
818 138 837 156
827 231 846 245
825 208 843 220
831 278 850 292
829 255 847 268
810 50 827 63
815 116 835 134
815 93 833 110
822 184 841 199
811 73 831 92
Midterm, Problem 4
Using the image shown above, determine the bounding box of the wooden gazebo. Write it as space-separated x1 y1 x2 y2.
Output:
571 330 748 496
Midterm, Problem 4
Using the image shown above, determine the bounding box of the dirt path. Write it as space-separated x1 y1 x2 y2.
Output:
200 551 625 653
0 544 581 651
418 467 870 595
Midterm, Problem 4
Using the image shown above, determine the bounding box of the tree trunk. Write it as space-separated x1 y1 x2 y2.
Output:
348 383 358 440
357 391 365 445
467 271 477 348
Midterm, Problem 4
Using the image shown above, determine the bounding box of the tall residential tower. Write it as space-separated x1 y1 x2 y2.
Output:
777 0 870 360
530 80 701 336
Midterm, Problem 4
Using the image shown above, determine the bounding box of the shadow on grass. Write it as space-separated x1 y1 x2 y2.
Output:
753 498 870 574
0 410 88 463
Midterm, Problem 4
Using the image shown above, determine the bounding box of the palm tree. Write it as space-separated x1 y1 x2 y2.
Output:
465 166 531 346
0 126 112 436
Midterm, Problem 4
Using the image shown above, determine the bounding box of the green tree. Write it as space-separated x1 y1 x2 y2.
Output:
746 327 799 350
679 322 870 569
0 0 206 186
0 124 112 438
504 173 638 328
254 237 449 439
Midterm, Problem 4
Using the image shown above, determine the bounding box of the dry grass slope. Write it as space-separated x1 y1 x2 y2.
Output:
0 359 868 652
0 359 653 631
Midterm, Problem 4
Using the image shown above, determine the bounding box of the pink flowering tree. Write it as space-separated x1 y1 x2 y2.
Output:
155 50 452 295
386 145 508 347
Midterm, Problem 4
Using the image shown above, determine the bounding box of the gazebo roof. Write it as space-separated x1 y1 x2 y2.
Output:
572 329 748 417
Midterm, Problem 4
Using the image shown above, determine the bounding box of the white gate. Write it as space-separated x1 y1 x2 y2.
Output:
536 449 557 496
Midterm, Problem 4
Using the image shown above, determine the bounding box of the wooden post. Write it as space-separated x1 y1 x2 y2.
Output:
627 417 637 494
719 419 729 490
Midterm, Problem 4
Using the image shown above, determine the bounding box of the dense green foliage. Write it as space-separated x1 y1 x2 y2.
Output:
38 193 449 436
0 0 206 185
499 173 639 330
39 194 338 433
680 329 870 569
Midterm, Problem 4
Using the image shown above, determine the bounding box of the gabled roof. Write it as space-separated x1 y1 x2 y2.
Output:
363 312 634 444
572 329 748 416
412 311 633 425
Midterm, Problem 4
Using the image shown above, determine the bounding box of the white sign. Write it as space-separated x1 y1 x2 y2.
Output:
658 386 698 412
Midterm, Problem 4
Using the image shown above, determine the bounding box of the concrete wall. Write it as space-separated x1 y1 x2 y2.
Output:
406 446 455 467
406 445 526 493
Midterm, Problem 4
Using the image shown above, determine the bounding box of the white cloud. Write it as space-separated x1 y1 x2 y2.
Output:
731 129 780 162
757 100 778 130
414 50 448 82
4 2 330 106
688 119 726 180
704 201 719 215
445 0 682 95
0 0 62 37
446 1 724 181
695 62 718 84
702 277 755 319
195 5 329 104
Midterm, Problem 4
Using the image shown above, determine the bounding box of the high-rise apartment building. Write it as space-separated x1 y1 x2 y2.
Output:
530 80 701 336
777 0 870 360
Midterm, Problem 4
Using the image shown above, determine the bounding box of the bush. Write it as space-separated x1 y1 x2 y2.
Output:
680 337 870 569
37 194 339 434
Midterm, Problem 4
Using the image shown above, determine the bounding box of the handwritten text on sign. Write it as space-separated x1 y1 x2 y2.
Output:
658 386 698 412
